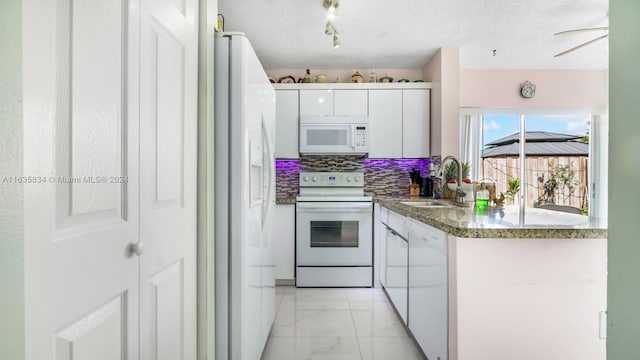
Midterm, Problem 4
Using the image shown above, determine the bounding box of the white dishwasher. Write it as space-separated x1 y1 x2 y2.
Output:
407 218 448 360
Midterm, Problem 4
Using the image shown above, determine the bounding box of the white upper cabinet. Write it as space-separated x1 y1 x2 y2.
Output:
277 84 430 158
275 90 299 158
299 89 333 116
368 88 430 158
368 90 403 158
299 89 368 117
402 89 430 158
334 90 368 116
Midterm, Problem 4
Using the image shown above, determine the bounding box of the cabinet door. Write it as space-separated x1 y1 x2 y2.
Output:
385 228 408 325
369 90 403 158
334 89 368 116
268 204 296 280
375 204 386 288
275 90 299 158
408 220 447 360
402 89 430 158
299 89 333 116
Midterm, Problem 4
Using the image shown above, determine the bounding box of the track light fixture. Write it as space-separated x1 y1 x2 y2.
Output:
325 21 335 35
323 0 339 11
323 0 341 48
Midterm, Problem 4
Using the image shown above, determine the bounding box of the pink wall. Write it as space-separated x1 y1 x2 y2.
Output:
460 69 608 110
423 51 442 156
423 48 460 157
452 236 607 360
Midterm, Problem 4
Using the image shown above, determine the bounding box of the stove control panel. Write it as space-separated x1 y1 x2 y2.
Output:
299 172 365 187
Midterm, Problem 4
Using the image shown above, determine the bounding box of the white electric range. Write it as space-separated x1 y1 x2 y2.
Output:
295 172 373 287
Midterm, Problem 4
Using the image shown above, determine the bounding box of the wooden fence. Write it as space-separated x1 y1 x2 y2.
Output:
481 156 588 209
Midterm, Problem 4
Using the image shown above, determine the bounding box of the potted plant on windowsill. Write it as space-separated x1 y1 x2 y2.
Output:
504 178 520 205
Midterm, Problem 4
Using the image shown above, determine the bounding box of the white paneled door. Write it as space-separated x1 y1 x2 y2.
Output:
23 0 141 358
139 0 198 359
22 0 198 358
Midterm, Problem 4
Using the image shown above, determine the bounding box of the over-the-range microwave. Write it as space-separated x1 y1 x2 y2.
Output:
299 116 369 155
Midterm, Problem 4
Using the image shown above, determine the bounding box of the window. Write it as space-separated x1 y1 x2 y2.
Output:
461 111 608 218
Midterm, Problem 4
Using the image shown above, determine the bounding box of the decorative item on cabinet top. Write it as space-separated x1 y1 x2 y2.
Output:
351 71 364 83
314 74 329 83
368 69 377 83
278 75 296 84
300 69 312 83
269 76 432 87
379 73 393 83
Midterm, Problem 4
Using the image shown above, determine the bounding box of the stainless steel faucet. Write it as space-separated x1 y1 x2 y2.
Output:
441 155 466 204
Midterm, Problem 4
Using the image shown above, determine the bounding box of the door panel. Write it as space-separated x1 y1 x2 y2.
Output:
149 261 185 360
139 0 197 358
54 0 127 230
23 0 140 358
154 29 185 206
55 295 126 360
67 0 125 217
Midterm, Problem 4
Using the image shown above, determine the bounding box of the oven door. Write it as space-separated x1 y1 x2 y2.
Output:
296 202 373 266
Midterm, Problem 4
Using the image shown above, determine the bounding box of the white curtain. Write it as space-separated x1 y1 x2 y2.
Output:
460 114 483 180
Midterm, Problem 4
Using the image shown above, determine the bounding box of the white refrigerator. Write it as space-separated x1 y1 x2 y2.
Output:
214 32 276 360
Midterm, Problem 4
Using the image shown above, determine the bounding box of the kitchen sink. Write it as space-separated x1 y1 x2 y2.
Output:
400 201 453 208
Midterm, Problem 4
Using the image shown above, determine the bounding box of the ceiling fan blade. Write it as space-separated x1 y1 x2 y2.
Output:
554 34 609 57
554 27 609 36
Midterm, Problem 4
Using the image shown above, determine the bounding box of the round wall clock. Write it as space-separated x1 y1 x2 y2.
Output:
520 81 536 98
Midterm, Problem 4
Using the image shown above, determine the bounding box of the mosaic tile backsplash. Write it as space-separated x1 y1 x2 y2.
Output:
276 156 435 199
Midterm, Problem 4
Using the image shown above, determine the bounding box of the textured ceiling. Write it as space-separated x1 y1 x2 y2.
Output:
218 0 609 70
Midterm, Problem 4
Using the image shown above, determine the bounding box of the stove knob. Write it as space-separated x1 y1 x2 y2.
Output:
346 176 352 182
311 176 318 182
302 176 309 182
355 176 361 182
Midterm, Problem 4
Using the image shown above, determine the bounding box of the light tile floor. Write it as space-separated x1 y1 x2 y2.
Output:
261 286 425 360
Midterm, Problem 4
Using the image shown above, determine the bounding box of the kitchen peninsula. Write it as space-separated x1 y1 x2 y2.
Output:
376 199 607 360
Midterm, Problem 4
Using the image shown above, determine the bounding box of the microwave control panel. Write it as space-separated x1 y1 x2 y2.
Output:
355 126 368 148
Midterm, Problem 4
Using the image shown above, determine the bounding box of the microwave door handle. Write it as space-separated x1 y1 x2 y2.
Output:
351 126 356 149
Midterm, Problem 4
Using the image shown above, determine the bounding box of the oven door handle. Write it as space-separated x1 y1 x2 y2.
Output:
296 203 372 212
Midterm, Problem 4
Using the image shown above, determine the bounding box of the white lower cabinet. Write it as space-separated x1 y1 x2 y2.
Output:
374 204 386 288
268 204 295 280
408 218 448 360
382 212 408 325
380 207 448 359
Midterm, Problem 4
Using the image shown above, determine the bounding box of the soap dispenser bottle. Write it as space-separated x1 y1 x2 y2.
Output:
476 185 490 209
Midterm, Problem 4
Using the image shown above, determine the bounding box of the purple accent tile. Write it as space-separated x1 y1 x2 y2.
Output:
275 156 434 200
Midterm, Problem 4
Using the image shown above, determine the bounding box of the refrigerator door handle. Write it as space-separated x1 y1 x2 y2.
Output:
261 117 275 228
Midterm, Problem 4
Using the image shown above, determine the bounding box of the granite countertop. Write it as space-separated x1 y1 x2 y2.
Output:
378 198 608 239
